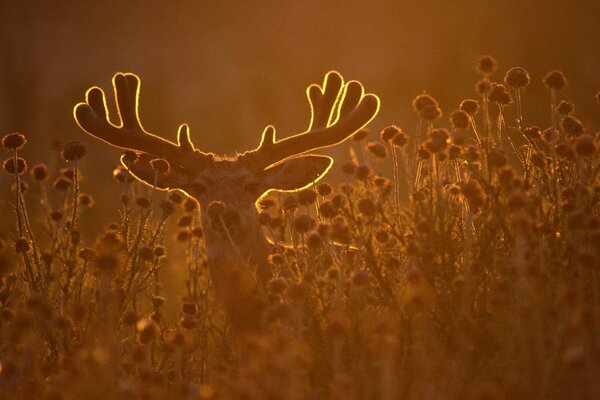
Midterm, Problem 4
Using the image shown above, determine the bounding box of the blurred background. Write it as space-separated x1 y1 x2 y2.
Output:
1 0 599 227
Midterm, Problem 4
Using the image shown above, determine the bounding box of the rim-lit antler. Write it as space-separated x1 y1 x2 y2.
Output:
74 73 210 170
245 71 380 169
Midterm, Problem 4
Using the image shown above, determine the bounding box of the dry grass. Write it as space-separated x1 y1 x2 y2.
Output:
0 57 599 399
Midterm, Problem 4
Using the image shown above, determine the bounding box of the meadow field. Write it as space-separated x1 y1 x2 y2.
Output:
0 57 599 399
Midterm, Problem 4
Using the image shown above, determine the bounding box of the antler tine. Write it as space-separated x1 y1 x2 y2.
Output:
247 71 380 169
74 73 206 169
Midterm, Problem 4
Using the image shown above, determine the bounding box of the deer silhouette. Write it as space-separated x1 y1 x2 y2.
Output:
74 71 379 332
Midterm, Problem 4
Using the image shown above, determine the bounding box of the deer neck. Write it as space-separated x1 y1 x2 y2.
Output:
201 212 271 332
203 215 271 277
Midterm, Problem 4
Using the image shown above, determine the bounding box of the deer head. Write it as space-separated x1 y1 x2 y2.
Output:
74 71 379 244
74 71 379 330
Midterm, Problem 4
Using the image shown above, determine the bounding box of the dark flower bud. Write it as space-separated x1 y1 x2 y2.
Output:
3 157 27 175
2 133 27 150
355 164 370 180
543 70 568 90
53 177 71 191
206 201 226 218
316 183 332 196
351 129 368 141
135 197 150 208
450 110 470 130
298 189 317 205
122 150 139 164
556 100 574 115
459 99 479 116
358 198 377 218
380 125 401 143
31 163 48 182
367 142 387 158
561 116 584 137
392 131 408 148
574 134 596 157
61 141 87 161
412 93 438 113
15 237 31 253
150 158 170 175
477 56 497 75
504 67 530 89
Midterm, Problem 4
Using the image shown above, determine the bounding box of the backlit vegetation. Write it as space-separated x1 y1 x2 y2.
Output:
0 57 599 399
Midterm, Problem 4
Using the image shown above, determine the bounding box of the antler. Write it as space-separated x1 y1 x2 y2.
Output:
245 71 380 169
74 73 210 170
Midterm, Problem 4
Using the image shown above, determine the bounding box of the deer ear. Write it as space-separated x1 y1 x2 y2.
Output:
122 153 189 190
262 155 333 191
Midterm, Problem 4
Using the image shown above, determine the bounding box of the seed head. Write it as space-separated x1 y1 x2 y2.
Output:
427 128 451 153
282 195 299 211
450 110 470 130
596 91 600 104
182 302 198 315
316 183 332 196
561 116 584 137
412 93 438 113
420 105 442 122
30 163 48 182
574 134 596 157
367 142 387 158
268 277 287 294
380 125 401 143
459 99 479 116
61 141 87 161
476 79 492 96
298 189 317 205
358 198 377 218
78 247 97 262
78 193 95 207
523 126 542 140
122 150 139 164
293 214 315 233
391 131 408 147
488 149 508 168
543 70 568 90
135 196 150 208
341 162 356 175
556 100 574 115
351 129 368 141
2 133 27 151
3 157 27 175
504 67 530 89
488 83 512 105
206 201 226 218
355 164 370 180
53 177 71 191
14 237 31 253
477 56 497 75
138 246 154 261
319 201 337 219
150 158 170 175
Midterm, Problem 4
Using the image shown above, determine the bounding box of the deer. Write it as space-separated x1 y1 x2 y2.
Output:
73 71 380 332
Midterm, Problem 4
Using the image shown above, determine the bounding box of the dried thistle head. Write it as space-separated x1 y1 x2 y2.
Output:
2 133 27 151
543 70 568 90
504 67 531 89
477 55 497 75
